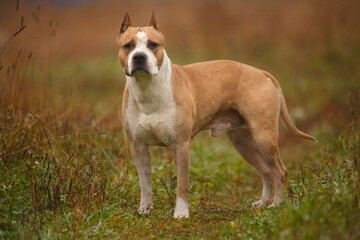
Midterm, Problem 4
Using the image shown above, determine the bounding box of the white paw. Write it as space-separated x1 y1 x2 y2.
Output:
268 197 283 208
174 197 189 219
252 198 268 208
174 209 189 219
138 203 153 214
267 202 279 208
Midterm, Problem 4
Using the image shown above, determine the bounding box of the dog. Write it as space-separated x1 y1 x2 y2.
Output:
117 10 317 219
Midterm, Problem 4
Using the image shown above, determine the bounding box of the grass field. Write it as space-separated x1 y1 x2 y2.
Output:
1 1 360 239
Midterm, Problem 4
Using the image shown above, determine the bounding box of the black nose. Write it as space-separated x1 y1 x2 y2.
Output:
133 53 147 63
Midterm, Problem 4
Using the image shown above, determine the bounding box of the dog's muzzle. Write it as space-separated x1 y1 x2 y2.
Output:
131 52 150 75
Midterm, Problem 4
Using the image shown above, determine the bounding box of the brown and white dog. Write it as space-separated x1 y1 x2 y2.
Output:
117 10 317 219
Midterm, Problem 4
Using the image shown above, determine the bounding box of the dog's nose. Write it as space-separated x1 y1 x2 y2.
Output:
133 53 147 63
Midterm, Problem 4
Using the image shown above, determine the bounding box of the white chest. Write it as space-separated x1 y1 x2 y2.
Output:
126 99 176 146
125 52 176 146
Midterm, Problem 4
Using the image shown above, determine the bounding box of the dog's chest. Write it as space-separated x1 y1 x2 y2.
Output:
125 81 176 146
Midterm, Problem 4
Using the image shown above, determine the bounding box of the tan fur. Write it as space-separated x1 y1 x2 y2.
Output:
118 11 317 219
117 27 165 71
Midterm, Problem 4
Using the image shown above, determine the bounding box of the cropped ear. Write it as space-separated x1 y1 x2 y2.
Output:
120 10 131 35
148 9 158 30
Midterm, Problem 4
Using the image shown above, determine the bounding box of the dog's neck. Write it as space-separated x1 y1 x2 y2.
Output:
125 50 173 114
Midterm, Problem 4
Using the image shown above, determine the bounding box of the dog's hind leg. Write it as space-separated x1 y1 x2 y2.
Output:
227 128 273 207
249 127 288 208
235 74 288 207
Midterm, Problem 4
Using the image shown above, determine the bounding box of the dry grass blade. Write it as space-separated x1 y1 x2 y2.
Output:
12 25 26 37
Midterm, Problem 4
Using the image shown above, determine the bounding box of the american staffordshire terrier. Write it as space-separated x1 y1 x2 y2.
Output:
117 10 317 219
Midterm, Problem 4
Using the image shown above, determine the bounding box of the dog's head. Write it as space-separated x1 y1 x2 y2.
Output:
117 10 165 77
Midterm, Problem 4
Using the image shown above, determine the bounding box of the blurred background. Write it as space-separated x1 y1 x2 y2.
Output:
2 0 359 60
1 0 360 155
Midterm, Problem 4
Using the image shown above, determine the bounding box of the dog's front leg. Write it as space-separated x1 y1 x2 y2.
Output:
173 141 191 219
131 141 153 214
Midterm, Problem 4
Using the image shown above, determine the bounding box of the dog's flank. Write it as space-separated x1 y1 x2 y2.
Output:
117 10 317 219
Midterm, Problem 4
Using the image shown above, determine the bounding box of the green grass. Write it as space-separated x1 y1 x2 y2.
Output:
1 120 359 239
1 40 360 239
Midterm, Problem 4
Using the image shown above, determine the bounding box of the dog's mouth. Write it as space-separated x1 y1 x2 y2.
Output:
126 67 151 76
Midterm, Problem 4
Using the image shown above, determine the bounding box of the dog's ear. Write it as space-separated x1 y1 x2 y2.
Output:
148 9 158 30
120 10 132 35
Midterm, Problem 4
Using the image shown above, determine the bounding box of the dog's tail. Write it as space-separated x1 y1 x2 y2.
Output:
261 70 318 142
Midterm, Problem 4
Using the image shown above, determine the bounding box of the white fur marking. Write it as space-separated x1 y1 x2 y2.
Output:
174 197 189 218
126 50 176 146
128 31 159 75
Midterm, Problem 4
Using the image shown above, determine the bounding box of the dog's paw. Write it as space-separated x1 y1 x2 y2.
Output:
174 198 189 219
268 197 283 208
174 210 189 219
252 198 268 208
138 203 153 215
267 202 279 208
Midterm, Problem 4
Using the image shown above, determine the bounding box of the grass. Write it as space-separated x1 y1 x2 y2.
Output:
1 4 360 238
1 115 359 239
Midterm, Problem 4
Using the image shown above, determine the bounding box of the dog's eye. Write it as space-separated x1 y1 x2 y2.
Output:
123 42 133 50
148 41 159 50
